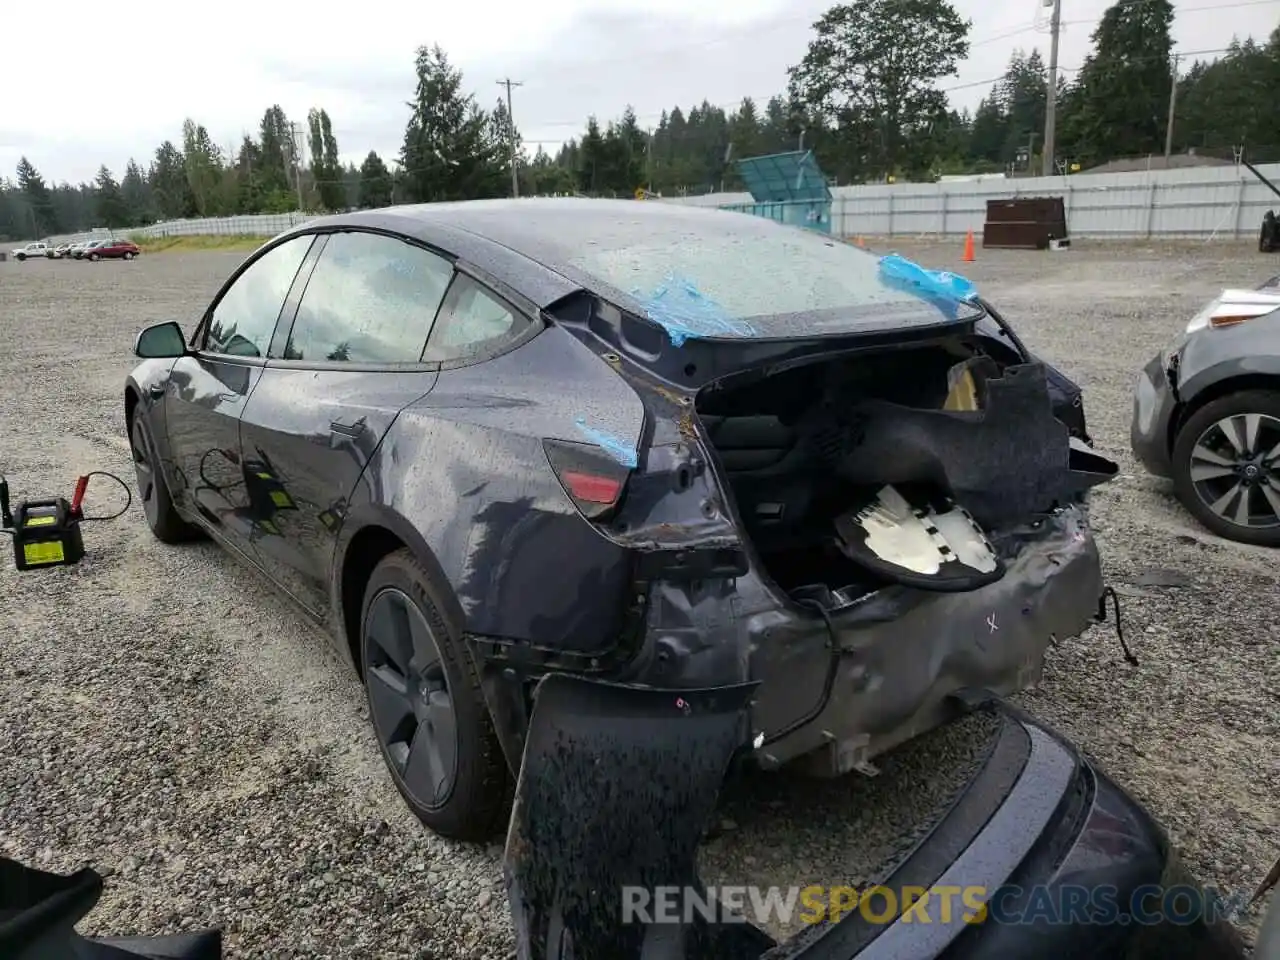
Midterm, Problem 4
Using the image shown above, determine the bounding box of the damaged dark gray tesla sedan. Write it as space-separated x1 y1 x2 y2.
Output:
124 199 1121 844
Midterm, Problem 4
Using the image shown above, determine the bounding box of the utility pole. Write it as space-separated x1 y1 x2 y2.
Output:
497 78 523 198
291 121 306 210
645 127 653 192
1164 54 1180 158
1042 0 1063 177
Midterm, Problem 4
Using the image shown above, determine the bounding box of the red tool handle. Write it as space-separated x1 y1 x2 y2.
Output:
71 475 90 518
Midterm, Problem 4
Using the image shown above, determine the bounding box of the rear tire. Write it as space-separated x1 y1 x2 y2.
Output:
129 411 201 543
359 548 511 841
1171 389 1280 547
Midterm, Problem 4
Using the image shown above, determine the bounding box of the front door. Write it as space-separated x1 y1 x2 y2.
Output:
237 229 455 618
161 234 317 560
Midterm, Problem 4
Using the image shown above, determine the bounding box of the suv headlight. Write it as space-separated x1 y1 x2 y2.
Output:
1187 288 1280 335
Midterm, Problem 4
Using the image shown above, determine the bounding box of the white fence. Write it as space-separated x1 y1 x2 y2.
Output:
670 162 1279 240
132 211 314 239
16 162 1277 247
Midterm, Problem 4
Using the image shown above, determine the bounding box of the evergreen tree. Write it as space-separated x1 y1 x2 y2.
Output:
400 44 504 202
1062 0 1175 165
358 150 393 208
16 157 58 234
94 166 129 227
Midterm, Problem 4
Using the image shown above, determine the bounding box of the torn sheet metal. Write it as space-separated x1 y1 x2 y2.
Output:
574 415 639 468
632 272 759 346
752 504 1104 771
878 254 978 319
834 485 1003 591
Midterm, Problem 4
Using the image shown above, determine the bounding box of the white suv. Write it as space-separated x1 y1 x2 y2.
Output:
11 242 50 261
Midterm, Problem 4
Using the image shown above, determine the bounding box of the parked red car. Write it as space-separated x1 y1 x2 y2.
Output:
84 238 141 261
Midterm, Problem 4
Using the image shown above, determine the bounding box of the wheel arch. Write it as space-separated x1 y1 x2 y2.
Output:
332 506 463 679
124 383 141 432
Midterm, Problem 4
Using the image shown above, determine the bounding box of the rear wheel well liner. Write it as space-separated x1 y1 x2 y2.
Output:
1170 373 1280 453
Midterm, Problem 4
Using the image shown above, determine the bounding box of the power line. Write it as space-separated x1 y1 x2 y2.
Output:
515 43 1239 137
299 38 1247 172
516 0 1267 93
513 0 1276 106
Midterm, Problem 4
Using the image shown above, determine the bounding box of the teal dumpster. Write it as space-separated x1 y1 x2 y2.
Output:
719 151 833 234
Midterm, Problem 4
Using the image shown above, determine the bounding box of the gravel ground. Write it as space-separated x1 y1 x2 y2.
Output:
0 241 1276 956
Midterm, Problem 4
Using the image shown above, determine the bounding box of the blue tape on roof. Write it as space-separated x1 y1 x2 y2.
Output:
633 273 758 347
878 254 979 316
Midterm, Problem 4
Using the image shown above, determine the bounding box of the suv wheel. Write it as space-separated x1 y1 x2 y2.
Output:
1172 389 1280 546
15 253 25 261
359 549 510 841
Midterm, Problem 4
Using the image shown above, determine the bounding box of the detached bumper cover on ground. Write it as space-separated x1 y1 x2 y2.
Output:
0 857 222 959
503 674 1248 960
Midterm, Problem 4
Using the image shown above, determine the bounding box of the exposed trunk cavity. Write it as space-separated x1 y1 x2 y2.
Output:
695 337 1116 607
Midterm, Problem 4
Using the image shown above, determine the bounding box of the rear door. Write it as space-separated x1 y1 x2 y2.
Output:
237 229 454 619
160 233 317 561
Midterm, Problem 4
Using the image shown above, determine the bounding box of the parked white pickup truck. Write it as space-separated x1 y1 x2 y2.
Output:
10 242 50 261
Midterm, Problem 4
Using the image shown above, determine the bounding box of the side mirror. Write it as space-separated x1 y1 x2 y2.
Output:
135 321 188 359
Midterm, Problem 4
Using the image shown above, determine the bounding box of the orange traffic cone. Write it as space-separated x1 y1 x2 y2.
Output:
962 230 975 263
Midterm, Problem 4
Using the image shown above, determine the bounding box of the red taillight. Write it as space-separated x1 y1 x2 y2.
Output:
560 470 623 504
543 439 632 521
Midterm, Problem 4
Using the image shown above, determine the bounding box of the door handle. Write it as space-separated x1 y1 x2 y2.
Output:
148 384 164 399
328 417 367 438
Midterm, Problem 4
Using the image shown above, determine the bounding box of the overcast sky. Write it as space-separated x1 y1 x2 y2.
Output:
3 0 1274 185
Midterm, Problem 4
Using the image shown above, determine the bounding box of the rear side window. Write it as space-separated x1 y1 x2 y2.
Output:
423 274 523 362
206 235 314 358
281 231 453 363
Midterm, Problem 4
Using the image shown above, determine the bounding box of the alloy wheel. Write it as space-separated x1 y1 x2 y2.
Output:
363 588 459 809
1187 412 1280 529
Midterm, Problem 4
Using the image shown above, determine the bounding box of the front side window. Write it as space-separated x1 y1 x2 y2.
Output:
205 235 313 358
281 231 453 363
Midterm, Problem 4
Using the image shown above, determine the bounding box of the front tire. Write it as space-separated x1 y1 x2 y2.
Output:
129 411 201 543
16 253 25 261
359 549 510 841
1171 389 1280 547
88 253 100 261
